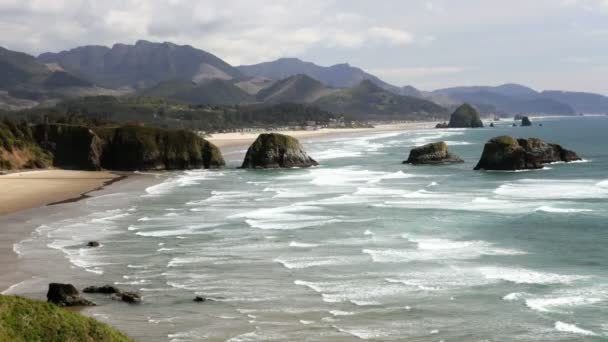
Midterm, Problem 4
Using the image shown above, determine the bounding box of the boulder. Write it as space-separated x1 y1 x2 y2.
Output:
193 296 206 302
83 285 121 294
448 103 483 128
474 136 581 170
435 122 449 129
116 292 141 304
403 142 464 165
87 241 100 247
490 123 495 127
521 116 532 127
47 283 95 307
241 133 318 168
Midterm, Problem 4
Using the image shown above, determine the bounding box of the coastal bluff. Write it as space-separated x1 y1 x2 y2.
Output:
241 133 318 168
0 121 225 171
403 141 464 165
474 136 581 170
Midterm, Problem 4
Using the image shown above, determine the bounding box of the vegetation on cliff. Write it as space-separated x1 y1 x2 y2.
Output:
0 119 51 170
0 295 132 342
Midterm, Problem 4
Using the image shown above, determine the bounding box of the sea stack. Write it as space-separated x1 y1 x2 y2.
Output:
448 103 484 128
521 116 532 127
474 136 581 171
47 283 95 307
241 133 318 168
403 142 463 165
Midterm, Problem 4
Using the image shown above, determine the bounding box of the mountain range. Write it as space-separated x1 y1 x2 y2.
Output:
1 40 607 118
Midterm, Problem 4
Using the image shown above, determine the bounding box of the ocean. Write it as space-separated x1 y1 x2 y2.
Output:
6 116 608 341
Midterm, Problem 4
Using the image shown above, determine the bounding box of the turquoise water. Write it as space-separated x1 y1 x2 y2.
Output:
10 116 608 341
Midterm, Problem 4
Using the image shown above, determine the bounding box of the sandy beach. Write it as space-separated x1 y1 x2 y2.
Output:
0 170 122 216
207 121 438 148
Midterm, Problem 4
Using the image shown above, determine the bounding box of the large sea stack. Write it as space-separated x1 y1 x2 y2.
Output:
474 136 581 170
521 116 532 126
241 133 318 168
448 103 484 128
403 142 463 165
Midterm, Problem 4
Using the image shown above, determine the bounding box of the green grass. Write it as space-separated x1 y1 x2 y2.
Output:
0 295 133 342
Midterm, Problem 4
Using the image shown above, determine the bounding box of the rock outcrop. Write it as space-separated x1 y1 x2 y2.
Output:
87 241 100 247
403 142 464 165
47 283 95 307
435 122 449 129
34 124 103 171
448 103 484 128
97 125 225 170
117 292 141 304
521 116 532 126
83 285 120 294
241 133 318 168
474 136 581 170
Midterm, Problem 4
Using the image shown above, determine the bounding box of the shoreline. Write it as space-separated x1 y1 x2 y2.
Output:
207 121 438 148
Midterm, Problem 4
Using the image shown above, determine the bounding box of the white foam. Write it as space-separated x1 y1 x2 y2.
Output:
275 255 361 269
478 267 588 285
527 296 602 313
289 241 321 248
535 206 593 213
495 179 608 200
333 326 385 340
329 310 356 316
554 321 597 336
503 292 528 301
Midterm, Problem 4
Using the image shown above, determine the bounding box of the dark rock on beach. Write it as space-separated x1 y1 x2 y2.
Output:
448 103 484 128
241 133 318 168
83 285 121 294
47 283 95 307
435 122 449 129
193 296 206 302
474 136 581 170
116 291 141 304
404 142 464 165
87 241 100 247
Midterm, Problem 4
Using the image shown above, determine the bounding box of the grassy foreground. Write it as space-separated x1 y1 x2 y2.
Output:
0 295 133 342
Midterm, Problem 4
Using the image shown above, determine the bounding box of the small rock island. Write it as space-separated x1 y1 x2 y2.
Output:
241 133 318 168
403 142 464 165
521 116 532 126
448 103 484 128
474 136 581 170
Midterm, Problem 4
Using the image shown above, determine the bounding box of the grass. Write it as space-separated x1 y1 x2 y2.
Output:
0 295 133 342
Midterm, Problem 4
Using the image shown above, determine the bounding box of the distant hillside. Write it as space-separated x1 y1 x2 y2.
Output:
0 46 119 108
238 58 404 93
314 80 448 120
433 84 575 116
541 90 608 114
141 79 253 105
256 74 337 103
39 40 244 88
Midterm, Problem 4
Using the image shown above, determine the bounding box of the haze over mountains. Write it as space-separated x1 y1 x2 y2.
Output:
2 40 608 118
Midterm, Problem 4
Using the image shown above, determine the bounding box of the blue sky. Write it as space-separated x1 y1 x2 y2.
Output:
1 0 607 93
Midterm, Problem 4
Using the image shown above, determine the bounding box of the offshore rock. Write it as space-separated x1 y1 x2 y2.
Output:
403 142 464 165
241 133 318 168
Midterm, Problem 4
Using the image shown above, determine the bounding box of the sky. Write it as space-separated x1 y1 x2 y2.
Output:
1 0 607 94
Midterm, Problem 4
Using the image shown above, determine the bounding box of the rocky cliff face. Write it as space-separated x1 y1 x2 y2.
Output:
34 124 103 170
99 126 225 171
241 133 318 168
448 103 484 128
403 141 463 165
0 119 51 170
474 136 581 170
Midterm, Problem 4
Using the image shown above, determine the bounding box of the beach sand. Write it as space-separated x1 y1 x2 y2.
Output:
207 122 438 148
0 170 122 216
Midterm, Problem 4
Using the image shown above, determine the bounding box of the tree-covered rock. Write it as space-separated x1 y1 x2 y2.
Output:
403 141 464 165
241 133 318 168
0 294 132 342
448 103 484 128
474 136 581 170
98 125 225 171
0 119 51 170
34 124 103 170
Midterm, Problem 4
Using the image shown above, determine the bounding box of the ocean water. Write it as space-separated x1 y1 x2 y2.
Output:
7 116 608 341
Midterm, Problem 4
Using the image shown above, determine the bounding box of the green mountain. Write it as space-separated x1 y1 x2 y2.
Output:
141 79 253 105
256 74 337 103
314 80 448 120
38 40 244 88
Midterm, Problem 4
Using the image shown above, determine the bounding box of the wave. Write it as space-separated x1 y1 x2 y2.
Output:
275 255 362 269
554 321 598 336
527 296 603 313
478 267 588 285
535 206 593 213
289 241 321 248
495 179 608 200
144 170 223 196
